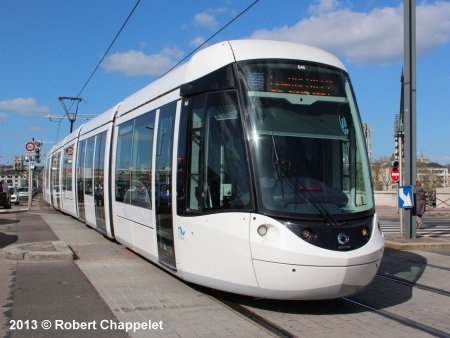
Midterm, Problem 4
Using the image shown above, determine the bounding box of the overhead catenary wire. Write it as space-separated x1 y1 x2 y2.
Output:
69 0 259 107
74 0 141 99
55 0 258 140
63 0 140 119
160 0 260 78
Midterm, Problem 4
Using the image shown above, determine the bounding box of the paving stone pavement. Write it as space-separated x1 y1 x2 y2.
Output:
38 212 274 337
2 203 449 337
1 211 128 338
0 256 15 338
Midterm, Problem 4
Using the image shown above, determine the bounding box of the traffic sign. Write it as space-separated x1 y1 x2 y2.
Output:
398 185 413 208
65 146 74 156
390 167 400 182
25 141 35 153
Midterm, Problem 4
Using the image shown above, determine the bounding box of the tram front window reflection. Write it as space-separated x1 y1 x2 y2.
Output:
238 60 373 217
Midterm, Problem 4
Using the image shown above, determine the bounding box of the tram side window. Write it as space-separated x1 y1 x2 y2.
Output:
61 152 67 192
115 112 155 209
84 137 95 196
187 96 205 210
94 132 106 206
115 121 133 203
63 146 73 191
187 91 253 212
51 153 61 194
77 140 86 198
130 113 154 209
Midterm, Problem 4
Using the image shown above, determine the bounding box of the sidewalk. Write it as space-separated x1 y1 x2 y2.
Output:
376 205 450 250
376 205 450 219
0 208 128 338
1 201 272 338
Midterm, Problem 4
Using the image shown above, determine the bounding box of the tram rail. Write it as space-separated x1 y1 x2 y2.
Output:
383 254 450 272
215 297 296 338
341 297 450 338
375 273 450 297
211 290 450 338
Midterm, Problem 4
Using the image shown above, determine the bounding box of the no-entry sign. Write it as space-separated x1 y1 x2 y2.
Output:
391 167 400 183
25 141 35 153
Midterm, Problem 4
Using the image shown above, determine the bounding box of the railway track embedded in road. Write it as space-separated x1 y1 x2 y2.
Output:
216 297 297 338
375 273 450 297
341 297 450 338
383 254 450 272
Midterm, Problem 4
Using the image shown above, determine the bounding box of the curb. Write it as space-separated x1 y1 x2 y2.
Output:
384 240 450 250
384 241 450 250
0 241 74 261
384 234 450 250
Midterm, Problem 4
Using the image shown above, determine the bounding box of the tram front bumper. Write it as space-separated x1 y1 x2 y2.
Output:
252 258 381 300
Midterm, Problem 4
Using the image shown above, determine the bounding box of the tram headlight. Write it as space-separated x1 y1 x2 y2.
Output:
257 225 268 236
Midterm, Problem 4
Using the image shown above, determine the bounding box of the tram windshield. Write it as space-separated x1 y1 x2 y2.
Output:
237 60 373 219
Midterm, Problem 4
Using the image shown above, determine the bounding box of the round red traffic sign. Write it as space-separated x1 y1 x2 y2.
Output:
391 167 400 182
25 141 35 152
65 146 74 156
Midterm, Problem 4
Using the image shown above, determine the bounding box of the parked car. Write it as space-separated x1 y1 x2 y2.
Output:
0 180 12 209
9 187 20 205
16 187 29 200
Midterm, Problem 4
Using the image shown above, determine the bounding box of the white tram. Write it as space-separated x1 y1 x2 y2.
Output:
44 40 384 300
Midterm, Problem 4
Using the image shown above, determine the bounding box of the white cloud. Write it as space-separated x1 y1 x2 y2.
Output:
194 12 218 29
102 47 184 77
0 98 50 117
308 0 341 15
251 2 450 65
417 2 450 52
161 47 184 59
190 36 206 47
193 7 227 29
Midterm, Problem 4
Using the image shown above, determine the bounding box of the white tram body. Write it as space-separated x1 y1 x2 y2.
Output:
44 40 384 300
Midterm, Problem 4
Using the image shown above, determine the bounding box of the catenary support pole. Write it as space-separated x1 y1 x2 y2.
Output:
403 0 417 239
399 133 404 235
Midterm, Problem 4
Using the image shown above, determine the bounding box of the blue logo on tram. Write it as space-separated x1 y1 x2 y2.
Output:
178 226 185 240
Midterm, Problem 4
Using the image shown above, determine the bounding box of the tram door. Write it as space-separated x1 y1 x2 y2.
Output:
155 102 177 269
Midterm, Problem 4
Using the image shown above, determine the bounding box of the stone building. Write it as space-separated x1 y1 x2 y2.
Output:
417 159 448 189
0 169 27 187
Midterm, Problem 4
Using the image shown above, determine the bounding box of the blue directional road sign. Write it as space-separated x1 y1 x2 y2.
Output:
398 185 414 209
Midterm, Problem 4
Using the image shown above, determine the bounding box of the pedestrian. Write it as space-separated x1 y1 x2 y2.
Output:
415 180 426 229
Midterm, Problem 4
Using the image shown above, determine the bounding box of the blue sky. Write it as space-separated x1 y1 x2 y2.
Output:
1 0 450 165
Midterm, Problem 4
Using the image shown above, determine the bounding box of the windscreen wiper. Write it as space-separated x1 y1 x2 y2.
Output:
271 134 339 226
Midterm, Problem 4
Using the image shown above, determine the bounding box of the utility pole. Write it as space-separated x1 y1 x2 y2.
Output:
23 155 33 211
403 0 417 239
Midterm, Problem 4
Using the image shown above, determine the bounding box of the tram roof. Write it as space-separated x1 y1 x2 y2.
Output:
119 39 345 115
228 39 345 70
48 39 347 153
